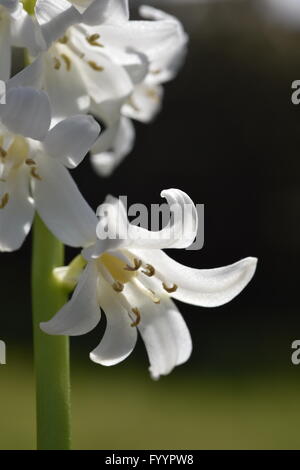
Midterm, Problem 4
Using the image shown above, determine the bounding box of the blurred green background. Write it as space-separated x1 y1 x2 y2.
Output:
1 0 300 449
2 349 300 449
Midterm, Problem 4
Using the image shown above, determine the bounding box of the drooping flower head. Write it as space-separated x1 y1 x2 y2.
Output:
41 189 257 379
29 0 188 175
0 79 100 251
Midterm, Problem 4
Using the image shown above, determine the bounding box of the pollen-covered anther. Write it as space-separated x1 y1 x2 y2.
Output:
61 54 72 71
147 89 160 102
53 57 61 70
0 192 9 209
0 147 7 158
30 167 42 180
141 264 155 277
131 308 141 327
162 282 178 293
124 258 142 272
112 281 124 293
86 34 104 47
87 61 104 71
25 158 36 166
58 35 68 44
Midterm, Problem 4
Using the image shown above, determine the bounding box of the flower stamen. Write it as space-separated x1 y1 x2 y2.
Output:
112 281 124 293
25 159 36 166
131 308 141 327
30 168 42 180
53 57 61 70
58 35 68 44
162 282 178 293
141 264 155 277
86 34 104 47
146 88 160 102
124 258 142 272
0 192 9 209
87 61 104 71
61 54 72 71
0 147 7 158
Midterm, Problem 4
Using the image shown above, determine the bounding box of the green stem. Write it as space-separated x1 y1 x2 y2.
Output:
31 215 71 450
23 0 35 15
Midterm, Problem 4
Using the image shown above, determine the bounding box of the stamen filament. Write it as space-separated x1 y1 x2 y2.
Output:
124 258 142 272
131 308 141 327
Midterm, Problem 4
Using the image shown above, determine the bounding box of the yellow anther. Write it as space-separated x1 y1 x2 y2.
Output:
25 159 36 166
0 193 9 209
141 264 155 277
0 147 7 158
131 308 141 327
162 282 178 293
58 35 68 44
147 88 160 102
124 258 142 272
61 54 72 71
30 167 42 180
151 69 161 75
87 61 104 71
112 281 124 293
53 57 61 70
86 34 104 47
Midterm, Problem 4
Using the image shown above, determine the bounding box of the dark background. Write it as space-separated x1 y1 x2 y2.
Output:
1 0 300 449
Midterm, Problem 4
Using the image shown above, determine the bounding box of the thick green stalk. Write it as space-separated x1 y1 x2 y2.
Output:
32 215 71 450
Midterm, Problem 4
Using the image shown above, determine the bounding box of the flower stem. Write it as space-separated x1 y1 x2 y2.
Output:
31 215 71 450
23 0 35 15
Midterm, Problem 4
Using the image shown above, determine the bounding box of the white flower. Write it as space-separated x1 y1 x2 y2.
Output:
89 5 188 176
41 189 257 379
30 0 187 176
0 0 42 80
0 83 100 251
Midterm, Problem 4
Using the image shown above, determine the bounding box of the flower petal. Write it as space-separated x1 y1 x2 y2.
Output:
41 261 100 335
90 279 137 366
124 188 198 250
33 155 97 247
0 87 51 140
66 33 133 104
0 168 34 252
35 0 80 46
91 116 135 177
10 5 46 55
80 0 129 26
125 283 192 379
44 115 100 168
7 56 44 90
84 189 198 255
98 20 181 66
132 250 258 308
138 5 188 84
122 83 163 123
43 47 90 119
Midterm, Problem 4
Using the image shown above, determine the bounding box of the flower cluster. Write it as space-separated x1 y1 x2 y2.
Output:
0 0 257 378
